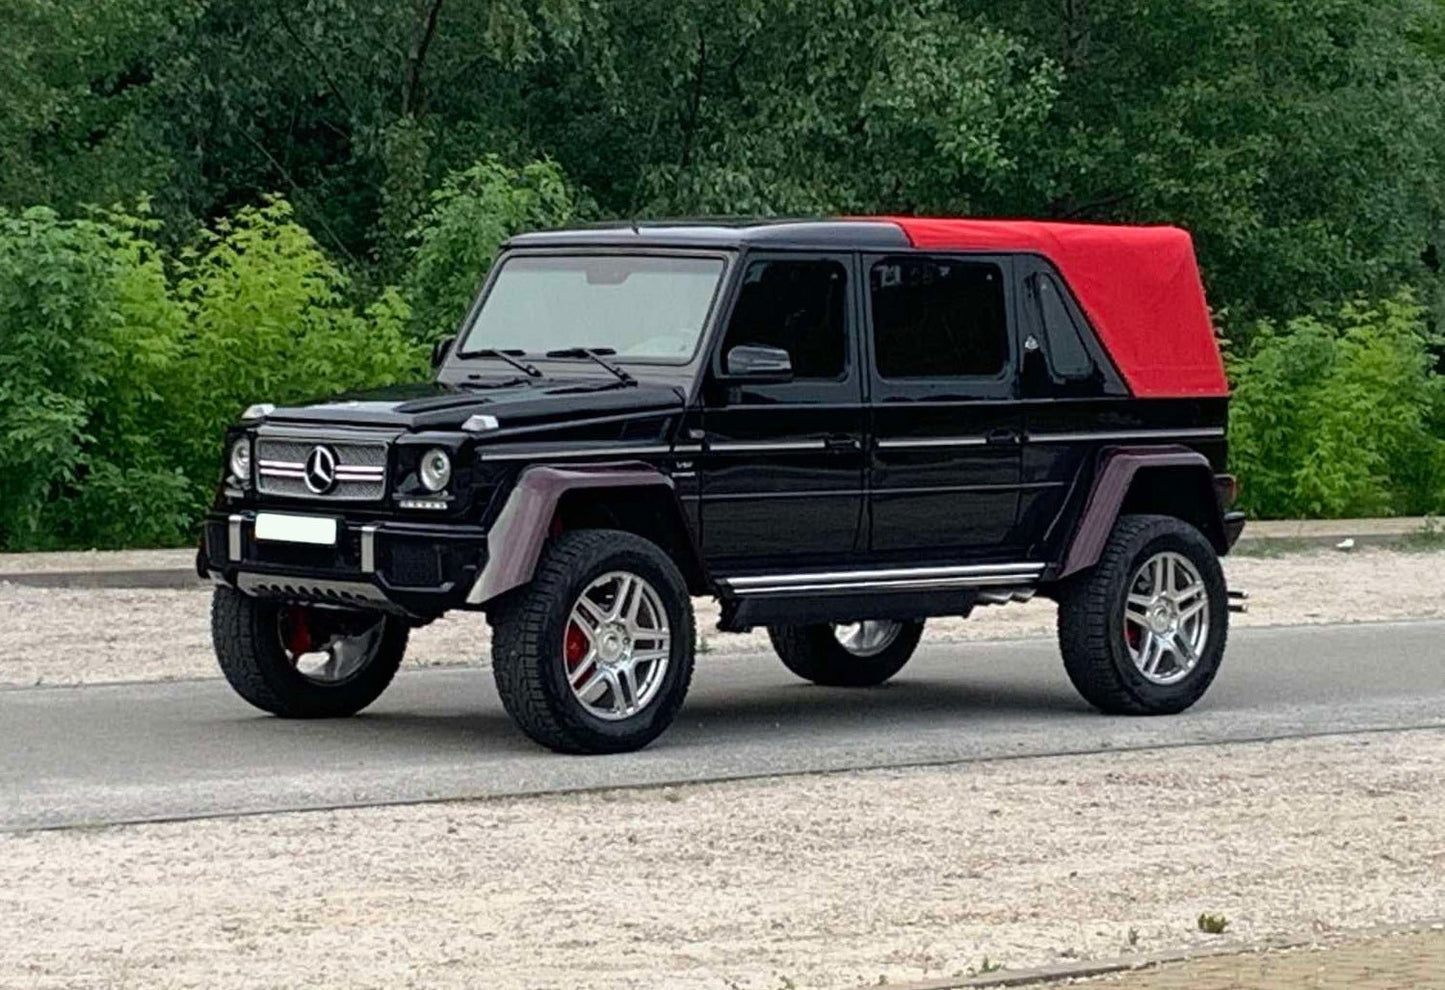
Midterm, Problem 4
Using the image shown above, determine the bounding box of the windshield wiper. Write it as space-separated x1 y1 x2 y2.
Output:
544 347 637 387
470 348 544 379
460 374 533 390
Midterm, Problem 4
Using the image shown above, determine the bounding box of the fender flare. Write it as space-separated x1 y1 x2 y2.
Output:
466 462 686 606
1057 446 1220 579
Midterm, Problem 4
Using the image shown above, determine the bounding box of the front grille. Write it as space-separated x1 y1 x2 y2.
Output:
256 437 388 501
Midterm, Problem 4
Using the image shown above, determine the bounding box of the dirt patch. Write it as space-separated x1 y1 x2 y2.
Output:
3 729 1443 989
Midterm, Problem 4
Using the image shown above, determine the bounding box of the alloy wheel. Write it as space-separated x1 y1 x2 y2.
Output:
563 571 672 721
1122 551 1211 685
832 620 904 658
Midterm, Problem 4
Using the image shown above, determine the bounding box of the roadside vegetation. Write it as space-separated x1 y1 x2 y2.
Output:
2 0 1443 550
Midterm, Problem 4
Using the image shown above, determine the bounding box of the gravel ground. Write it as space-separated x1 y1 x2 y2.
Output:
3 729 1443 989
2 548 1442 686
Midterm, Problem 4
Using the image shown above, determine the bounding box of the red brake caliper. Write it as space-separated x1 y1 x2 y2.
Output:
283 605 315 657
564 621 588 669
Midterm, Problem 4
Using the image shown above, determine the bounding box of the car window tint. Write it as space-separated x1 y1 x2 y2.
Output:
1032 272 1094 379
722 259 847 379
870 259 1007 379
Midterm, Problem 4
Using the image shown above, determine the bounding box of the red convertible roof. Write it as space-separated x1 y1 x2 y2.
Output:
882 218 1228 398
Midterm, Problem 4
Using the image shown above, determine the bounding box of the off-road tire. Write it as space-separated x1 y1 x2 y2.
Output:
489 529 696 754
211 586 408 717
767 620 925 687
1057 513 1228 715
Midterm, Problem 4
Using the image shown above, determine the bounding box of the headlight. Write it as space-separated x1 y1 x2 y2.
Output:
419 448 452 492
229 438 252 483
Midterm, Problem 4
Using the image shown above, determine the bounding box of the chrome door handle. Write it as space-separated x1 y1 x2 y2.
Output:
985 429 1021 446
823 435 861 453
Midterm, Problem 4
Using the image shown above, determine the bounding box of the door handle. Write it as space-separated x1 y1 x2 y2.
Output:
823 434 861 453
985 429 1021 446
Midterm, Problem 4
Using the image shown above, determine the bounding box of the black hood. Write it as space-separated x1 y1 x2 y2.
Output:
257 379 686 433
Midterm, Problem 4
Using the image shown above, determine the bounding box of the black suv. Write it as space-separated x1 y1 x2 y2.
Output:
201 218 1246 753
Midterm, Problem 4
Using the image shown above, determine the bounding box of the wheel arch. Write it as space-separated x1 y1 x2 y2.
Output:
467 463 706 607
1058 446 1227 579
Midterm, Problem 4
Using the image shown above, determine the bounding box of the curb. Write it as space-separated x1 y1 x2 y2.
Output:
868 918 1445 989
0 519 1434 591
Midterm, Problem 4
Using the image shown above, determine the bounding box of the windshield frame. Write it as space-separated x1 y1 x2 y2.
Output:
452 247 736 369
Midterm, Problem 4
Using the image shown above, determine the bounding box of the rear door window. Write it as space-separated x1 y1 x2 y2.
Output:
869 258 1008 380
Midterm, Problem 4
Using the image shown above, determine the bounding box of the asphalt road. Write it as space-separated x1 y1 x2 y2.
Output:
3 620 1443 833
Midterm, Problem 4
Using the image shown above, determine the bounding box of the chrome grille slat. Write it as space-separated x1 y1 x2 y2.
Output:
256 437 388 501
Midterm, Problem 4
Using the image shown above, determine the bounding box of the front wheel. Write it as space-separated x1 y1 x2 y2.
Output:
211 587 408 717
490 529 696 754
768 620 925 687
1057 514 1228 715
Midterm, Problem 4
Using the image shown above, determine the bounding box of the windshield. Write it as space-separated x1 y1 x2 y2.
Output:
459 254 726 363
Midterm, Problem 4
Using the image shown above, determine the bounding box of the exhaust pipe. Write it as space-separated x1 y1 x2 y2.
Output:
1228 588 1249 613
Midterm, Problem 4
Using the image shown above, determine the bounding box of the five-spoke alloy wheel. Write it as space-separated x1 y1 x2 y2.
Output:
1058 514 1228 715
212 587 409 717
490 529 695 754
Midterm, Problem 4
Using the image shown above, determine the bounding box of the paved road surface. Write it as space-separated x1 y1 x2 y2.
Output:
3 621 1442 832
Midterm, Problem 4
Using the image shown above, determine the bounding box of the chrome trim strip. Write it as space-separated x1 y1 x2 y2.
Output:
228 514 243 561
1027 428 1225 444
876 436 988 450
729 574 1039 595
478 444 671 462
708 440 827 453
360 525 378 574
258 459 384 478
722 562 1044 591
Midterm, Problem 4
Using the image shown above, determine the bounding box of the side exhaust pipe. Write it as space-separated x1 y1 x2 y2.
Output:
1228 588 1249 613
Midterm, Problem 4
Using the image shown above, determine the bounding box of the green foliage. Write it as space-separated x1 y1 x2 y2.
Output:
0 200 424 551
1229 294 1445 519
402 157 578 341
171 198 425 482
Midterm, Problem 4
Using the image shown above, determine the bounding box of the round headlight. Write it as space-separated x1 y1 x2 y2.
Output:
229 438 252 483
419 448 452 492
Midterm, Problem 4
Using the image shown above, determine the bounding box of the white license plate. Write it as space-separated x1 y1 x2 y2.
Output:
253 513 338 546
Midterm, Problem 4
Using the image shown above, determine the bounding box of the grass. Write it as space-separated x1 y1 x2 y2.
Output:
1197 913 1231 935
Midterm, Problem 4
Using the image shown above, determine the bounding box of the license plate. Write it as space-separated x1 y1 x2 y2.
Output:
253 513 338 546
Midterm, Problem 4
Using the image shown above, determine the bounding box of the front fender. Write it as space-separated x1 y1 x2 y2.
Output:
465 462 679 606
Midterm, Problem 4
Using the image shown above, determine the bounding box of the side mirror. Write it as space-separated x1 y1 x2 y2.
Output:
723 344 793 383
431 335 456 370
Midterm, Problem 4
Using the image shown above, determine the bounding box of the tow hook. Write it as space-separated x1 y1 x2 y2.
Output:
1228 588 1249 613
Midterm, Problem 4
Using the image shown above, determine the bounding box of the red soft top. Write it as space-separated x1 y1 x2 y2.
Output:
879 217 1228 398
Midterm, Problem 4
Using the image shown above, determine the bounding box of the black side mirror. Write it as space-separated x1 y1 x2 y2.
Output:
431 335 456 370
723 344 793 383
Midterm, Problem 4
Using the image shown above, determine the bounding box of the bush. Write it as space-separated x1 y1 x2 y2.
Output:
0 206 192 550
0 200 426 551
168 199 425 498
1228 294 1445 519
402 156 578 342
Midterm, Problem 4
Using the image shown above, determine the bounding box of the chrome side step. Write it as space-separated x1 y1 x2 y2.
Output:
718 562 1045 597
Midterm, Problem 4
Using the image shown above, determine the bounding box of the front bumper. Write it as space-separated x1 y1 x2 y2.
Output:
200 510 488 618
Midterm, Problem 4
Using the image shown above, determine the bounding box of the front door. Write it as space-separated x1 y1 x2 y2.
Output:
693 253 866 576
863 252 1025 561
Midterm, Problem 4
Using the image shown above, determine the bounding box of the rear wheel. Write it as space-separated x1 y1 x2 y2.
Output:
1057 514 1228 715
768 619 924 687
211 587 408 717
490 529 695 754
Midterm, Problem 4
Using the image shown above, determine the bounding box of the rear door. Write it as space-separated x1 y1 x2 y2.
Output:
693 253 866 575
862 252 1026 561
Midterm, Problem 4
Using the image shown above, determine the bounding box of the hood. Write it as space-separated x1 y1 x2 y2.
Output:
255 379 686 433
